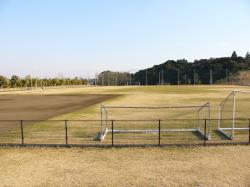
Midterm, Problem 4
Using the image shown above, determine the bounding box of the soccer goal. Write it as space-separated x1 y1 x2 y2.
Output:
126 81 140 86
217 90 250 139
99 102 211 141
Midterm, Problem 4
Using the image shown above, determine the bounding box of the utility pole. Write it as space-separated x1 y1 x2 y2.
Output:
30 76 33 89
193 69 195 85
116 72 118 86
161 69 163 85
159 72 161 85
129 72 132 85
108 72 110 86
145 69 148 85
94 72 98 86
177 69 180 85
41 80 44 90
210 69 213 85
226 68 228 84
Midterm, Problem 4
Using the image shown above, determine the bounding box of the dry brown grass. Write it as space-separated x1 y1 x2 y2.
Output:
0 146 250 187
0 85 250 186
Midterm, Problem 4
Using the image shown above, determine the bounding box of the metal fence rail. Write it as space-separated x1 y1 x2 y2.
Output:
0 119 249 147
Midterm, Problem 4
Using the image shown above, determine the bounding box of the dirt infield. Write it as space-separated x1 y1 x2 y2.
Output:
0 94 116 120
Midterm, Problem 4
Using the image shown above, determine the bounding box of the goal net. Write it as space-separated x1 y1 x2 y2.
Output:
218 90 250 139
100 103 211 141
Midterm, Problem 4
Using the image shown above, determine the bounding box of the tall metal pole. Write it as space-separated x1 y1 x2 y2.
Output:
210 69 213 85
193 69 195 85
159 72 161 85
41 80 44 90
30 75 33 89
130 72 132 85
115 72 118 86
161 69 163 85
94 73 97 86
108 72 110 86
177 69 180 85
226 68 228 84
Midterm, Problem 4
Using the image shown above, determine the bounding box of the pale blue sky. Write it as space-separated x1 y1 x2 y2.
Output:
0 0 250 78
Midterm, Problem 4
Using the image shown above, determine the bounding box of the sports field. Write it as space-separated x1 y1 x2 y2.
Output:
0 85 250 186
0 85 249 145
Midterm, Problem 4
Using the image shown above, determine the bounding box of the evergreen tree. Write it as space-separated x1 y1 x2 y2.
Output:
231 51 237 59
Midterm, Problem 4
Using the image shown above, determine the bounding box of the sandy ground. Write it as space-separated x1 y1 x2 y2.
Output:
0 146 249 187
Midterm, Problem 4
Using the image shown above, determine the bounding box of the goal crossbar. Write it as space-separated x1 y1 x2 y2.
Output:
100 102 211 141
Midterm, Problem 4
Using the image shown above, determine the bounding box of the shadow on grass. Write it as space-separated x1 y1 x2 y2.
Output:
212 130 231 140
191 131 205 140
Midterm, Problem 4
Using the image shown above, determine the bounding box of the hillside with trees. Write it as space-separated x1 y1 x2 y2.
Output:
96 51 250 86
133 51 250 85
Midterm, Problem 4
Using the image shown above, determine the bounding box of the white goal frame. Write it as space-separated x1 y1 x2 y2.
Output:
126 81 140 86
100 103 211 141
217 90 250 139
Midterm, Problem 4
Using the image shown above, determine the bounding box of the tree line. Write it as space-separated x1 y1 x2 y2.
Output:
134 51 250 85
96 51 250 85
0 75 87 88
96 71 131 86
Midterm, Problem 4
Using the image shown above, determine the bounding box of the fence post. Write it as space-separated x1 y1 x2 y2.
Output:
248 119 250 144
204 119 207 147
65 120 68 146
158 120 161 146
111 120 114 147
20 120 24 145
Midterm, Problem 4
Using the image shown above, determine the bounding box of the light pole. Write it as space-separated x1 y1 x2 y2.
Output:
210 69 213 85
129 72 131 85
161 69 163 85
107 72 110 86
30 75 33 89
159 71 161 85
193 69 195 85
177 69 180 85
226 68 228 84
116 72 118 86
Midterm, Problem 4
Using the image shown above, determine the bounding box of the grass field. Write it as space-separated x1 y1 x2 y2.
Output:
0 146 250 186
0 85 250 186
0 85 249 145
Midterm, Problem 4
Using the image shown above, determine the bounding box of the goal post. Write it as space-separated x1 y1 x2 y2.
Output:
99 102 211 141
217 90 250 139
